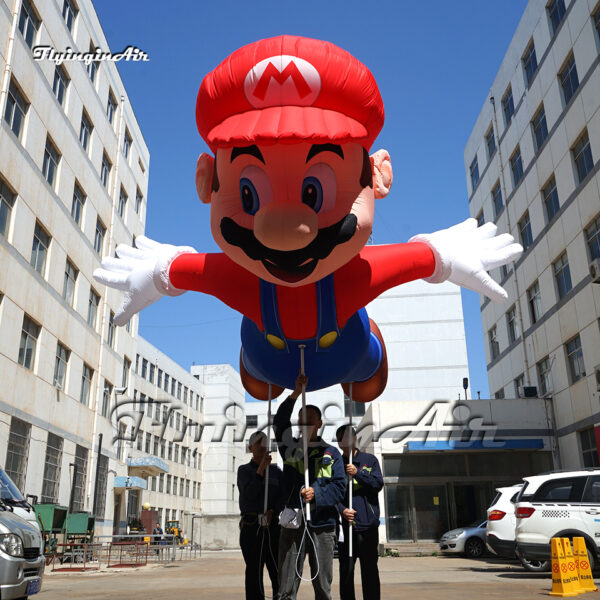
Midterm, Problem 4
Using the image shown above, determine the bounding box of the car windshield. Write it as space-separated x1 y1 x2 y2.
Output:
0 470 24 501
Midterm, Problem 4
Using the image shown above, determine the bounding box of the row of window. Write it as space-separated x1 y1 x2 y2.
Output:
136 430 201 470
148 474 200 500
132 392 202 435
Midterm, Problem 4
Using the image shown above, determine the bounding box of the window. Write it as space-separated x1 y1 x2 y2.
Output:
572 131 594 184
79 111 93 152
494 388 505 400
518 211 533 251
101 153 111 189
107 311 115 348
52 65 69 108
344 395 366 417
476 210 484 227
595 6 600 40
246 415 258 428
514 374 524 397
168 442 173 461
71 182 85 226
553 252 572 299
135 188 143 214
171 378 176 396
177 382 182 400
4 80 28 140
559 55 579 105
506 305 519 343
164 373 169 392
565 335 585 383
138 158 145 173
527 280 542 324
122 357 131 388
41 433 62 503
501 264 509 280
102 380 112 418
492 182 503 217
542 176 560 222
470 156 479 190
0 177 16 238
145 432 151 454
149 363 155 384
502 87 514 127
488 326 499 360
581 429 599 468
62 259 78 306
86 43 99 83
18 0 40 49
42 137 60 189
123 129 132 159
510 147 523 186
72 445 88 512
30 222 50 275
534 477 585 502
537 356 553 396
62 0 77 32
106 90 117 125
94 219 105 255
18 315 39 370
80 363 93 405
93 454 108 518
87 288 100 328
118 187 127 218
5 418 31 491
522 41 538 86
54 342 70 389
141 358 148 379
485 126 496 159
531 105 548 151
547 0 566 36
586 215 600 261
157 369 163 388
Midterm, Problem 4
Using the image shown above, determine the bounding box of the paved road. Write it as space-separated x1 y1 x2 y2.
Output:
39 553 567 599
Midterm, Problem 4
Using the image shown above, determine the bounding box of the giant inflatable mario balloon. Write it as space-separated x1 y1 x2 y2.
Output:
94 36 522 402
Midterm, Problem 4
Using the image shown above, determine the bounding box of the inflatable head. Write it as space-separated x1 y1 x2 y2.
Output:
194 35 393 286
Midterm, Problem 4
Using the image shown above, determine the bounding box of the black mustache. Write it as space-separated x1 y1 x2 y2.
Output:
220 214 358 269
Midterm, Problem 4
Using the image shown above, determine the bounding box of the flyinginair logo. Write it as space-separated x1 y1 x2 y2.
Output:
32 45 149 65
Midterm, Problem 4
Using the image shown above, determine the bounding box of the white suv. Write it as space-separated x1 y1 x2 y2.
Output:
515 469 600 570
487 484 522 558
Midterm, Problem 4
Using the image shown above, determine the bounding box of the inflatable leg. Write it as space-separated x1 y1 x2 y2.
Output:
341 319 388 403
239 350 285 400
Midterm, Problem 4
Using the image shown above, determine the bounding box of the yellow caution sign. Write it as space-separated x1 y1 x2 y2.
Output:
573 537 598 593
549 537 580 597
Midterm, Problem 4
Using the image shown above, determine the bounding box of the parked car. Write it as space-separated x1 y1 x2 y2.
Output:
0 499 45 599
439 520 487 558
515 469 600 571
487 483 549 572
0 469 40 533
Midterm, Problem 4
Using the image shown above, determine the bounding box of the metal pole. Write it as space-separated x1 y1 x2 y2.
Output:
263 384 272 519
348 382 353 558
298 345 310 522
92 434 103 516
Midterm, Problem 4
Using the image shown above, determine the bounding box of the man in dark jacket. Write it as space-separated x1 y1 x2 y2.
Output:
336 425 383 600
237 430 283 600
274 375 346 600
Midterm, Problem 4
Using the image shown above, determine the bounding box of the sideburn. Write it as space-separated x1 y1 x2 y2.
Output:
360 148 373 189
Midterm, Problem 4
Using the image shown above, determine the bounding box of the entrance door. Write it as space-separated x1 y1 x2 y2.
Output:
413 485 449 540
385 486 412 540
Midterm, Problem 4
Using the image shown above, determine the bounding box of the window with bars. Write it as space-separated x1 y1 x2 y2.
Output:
547 0 566 36
30 222 50 275
52 65 69 108
492 181 503 218
18 0 40 49
470 156 479 190
93 454 108 518
542 176 560 222
94 219 105 255
565 335 585 383
72 445 88 512
532 104 548 151
537 356 553 396
586 215 600 261
522 41 538 86
79 111 93 152
101 153 111 189
510 147 523 186
506 305 519 344
41 433 63 503
80 363 93 405
62 259 78 306
502 86 514 127
485 126 496 159
572 131 594 184
43 137 60 189
553 252 572 299
5 418 31 492
559 55 579 105
54 342 70 389
4 80 29 140
527 280 542 324
71 182 85 226
580 428 599 468
0 177 16 238
18 315 39 370
519 211 533 250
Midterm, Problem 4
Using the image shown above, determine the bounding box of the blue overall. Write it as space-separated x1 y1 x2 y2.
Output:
240 274 383 392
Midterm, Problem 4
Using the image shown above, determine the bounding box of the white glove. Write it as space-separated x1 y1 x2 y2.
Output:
409 218 523 302
93 236 196 326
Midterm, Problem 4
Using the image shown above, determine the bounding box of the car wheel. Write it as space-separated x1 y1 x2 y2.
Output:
464 537 485 559
519 556 550 572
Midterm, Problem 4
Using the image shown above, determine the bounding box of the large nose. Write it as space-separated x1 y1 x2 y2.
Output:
254 203 318 250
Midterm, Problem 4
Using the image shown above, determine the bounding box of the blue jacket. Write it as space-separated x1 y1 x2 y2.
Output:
337 450 383 532
274 394 346 529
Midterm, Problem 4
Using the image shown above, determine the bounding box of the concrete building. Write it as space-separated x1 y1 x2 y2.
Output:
0 0 149 536
464 0 600 469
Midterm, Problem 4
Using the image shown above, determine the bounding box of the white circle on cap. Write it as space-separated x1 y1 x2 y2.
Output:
244 55 321 109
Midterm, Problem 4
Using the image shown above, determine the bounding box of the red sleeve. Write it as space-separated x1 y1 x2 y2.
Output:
168 253 262 328
334 242 436 327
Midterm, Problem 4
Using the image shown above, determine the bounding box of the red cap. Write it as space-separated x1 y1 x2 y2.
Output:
196 35 384 152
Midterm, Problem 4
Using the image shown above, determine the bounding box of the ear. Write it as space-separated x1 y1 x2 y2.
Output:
371 149 393 199
195 152 214 204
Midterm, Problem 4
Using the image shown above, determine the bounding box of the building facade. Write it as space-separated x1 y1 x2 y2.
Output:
464 0 600 469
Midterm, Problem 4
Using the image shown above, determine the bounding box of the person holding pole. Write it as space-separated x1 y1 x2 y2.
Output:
274 373 346 600
237 431 283 600
335 425 383 600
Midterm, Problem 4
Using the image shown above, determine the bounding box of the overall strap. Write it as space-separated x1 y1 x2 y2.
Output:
315 274 340 351
259 279 289 352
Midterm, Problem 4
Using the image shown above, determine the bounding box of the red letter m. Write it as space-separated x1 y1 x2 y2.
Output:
252 61 312 101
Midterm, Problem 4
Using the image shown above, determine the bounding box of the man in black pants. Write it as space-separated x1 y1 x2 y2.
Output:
237 431 283 600
336 425 384 600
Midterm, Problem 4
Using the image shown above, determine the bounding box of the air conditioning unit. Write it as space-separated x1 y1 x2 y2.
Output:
595 366 600 392
590 259 600 284
523 386 538 398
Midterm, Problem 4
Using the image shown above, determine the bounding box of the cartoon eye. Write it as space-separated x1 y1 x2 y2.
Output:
302 176 323 212
240 177 259 215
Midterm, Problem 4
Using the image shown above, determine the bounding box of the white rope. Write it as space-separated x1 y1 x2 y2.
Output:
348 382 353 558
298 344 310 522
263 384 272 516
295 491 320 582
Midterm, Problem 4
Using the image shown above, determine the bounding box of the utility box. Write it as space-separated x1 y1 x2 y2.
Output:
33 504 68 533
65 512 92 536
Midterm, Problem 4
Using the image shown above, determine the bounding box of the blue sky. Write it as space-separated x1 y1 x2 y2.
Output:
94 0 528 399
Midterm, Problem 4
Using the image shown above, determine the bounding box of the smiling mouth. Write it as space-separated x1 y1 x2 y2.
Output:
220 214 358 283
